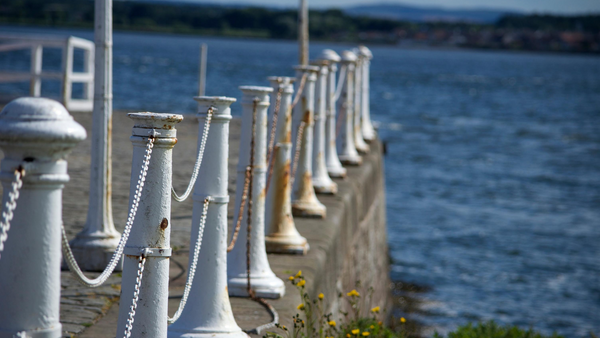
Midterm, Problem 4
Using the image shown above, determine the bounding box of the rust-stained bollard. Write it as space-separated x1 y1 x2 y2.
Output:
359 45 376 142
291 65 326 218
0 98 86 338
352 48 370 154
311 60 338 194
116 113 182 338
265 77 309 255
168 97 247 338
228 86 284 299
337 51 362 166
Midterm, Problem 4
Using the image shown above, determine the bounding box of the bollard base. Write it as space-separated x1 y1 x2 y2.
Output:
0 324 62 338
313 181 338 195
327 166 347 178
228 275 285 299
64 237 123 272
168 328 249 338
291 200 326 218
339 155 363 166
265 235 309 255
355 140 370 154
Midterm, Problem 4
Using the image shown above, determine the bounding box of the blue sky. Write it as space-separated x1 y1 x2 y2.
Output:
205 0 600 14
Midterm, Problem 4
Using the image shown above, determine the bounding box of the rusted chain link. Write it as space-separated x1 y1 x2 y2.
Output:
62 136 154 288
290 73 308 111
172 107 214 202
123 255 147 338
0 166 24 261
291 119 306 187
265 145 278 193
266 87 284 165
168 196 211 324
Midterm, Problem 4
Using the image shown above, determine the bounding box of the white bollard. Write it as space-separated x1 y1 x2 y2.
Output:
0 98 86 338
337 51 362 166
352 49 370 154
311 60 338 194
168 97 247 338
359 45 376 141
319 49 347 178
116 113 182 338
264 77 309 255
228 86 284 299
291 65 326 218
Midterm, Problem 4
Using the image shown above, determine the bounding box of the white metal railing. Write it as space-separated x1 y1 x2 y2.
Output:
0 34 94 112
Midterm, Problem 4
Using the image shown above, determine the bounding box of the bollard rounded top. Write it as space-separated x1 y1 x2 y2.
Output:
293 65 320 73
267 76 296 85
358 45 373 59
239 85 273 94
128 112 183 129
341 50 358 63
0 97 86 153
194 96 236 119
318 49 341 63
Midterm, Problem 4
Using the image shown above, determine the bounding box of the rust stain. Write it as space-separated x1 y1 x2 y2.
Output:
160 218 169 230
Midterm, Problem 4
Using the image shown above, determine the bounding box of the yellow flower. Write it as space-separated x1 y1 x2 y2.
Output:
370 325 374 329
362 332 370 336
347 334 351 338
297 303 305 310
378 321 382 326
347 289 360 297
318 293 324 300
328 320 336 327
370 306 380 313
297 280 306 287
400 317 406 323
351 329 360 335
295 270 302 278
288 276 294 281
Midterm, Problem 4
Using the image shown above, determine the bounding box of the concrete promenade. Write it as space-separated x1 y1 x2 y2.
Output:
0 109 389 338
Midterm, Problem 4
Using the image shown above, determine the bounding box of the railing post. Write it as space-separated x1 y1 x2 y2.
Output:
311 60 338 194
61 37 74 109
116 113 182 338
168 97 246 337
291 65 326 218
352 49 370 154
228 86 285 299
0 98 86 338
338 51 362 165
29 44 42 97
359 45 375 141
83 45 95 102
264 77 309 255
319 49 346 178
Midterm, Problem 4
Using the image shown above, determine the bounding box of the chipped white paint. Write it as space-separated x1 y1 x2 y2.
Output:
359 45 376 141
116 113 182 338
69 0 119 272
311 61 338 194
319 49 347 178
265 77 309 255
0 98 86 338
228 86 285 299
291 65 326 218
168 97 247 338
337 51 362 166
352 49 370 154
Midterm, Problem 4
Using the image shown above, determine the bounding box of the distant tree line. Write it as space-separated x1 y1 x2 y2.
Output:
1 0 599 52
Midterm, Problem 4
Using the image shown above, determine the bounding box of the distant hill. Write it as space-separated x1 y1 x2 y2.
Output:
344 3 521 23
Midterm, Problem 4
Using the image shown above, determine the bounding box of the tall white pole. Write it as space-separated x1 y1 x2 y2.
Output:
298 0 308 66
0 98 86 338
337 51 362 166
116 113 183 338
311 61 337 194
359 45 376 141
168 97 247 338
352 53 370 154
198 44 207 97
228 86 284 299
70 0 119 271
265 77 309 255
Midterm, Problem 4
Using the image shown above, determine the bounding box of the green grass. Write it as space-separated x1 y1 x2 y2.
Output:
434 321 564 338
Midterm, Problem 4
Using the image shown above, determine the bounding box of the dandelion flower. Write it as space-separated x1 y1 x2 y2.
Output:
289 276 294 281
347 334 351 338
297 280 306 287
370 306 380 313
362 332 370 336
297 303 305 310
352 329 360 335
318 293 324 300
378 321 383 326
295 270 302 278
370 325 374 329
328 320 336 327
347 289 360 297
400 317 406 323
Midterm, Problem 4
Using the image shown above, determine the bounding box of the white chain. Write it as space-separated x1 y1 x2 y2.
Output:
168 196 211 324
62 137 155 288
123 255 147 338
171 107 214 202
0 167 24 261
